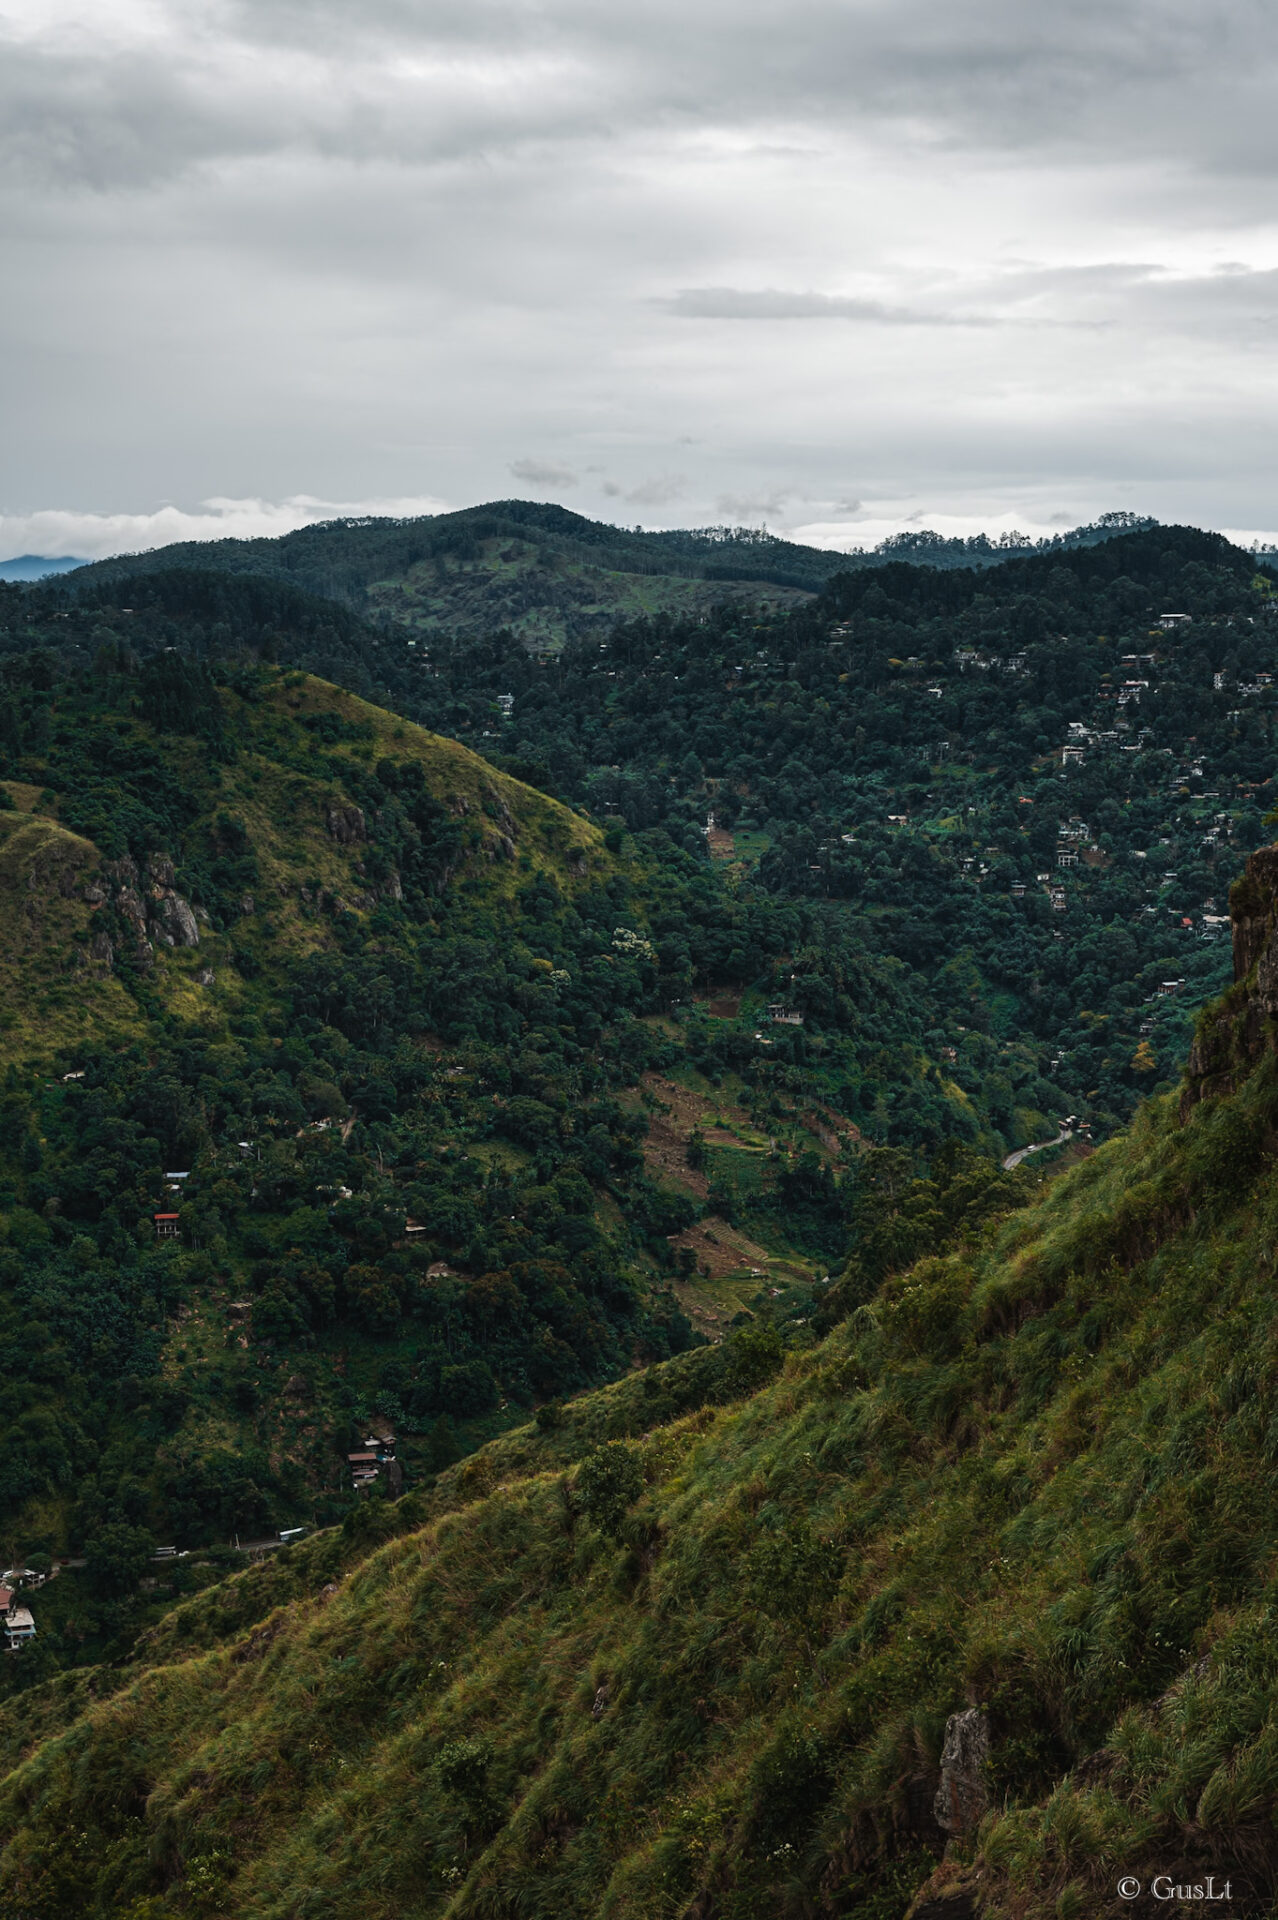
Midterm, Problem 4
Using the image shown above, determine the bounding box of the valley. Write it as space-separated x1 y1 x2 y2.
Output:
0 509 1272 1914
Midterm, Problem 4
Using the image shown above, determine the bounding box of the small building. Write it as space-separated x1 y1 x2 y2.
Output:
1011 882 1026 898
404 1220 427 1237
154 1213 180 1240
4 1607 35 1649
765 1004 804 1025
2 1567 45 1591
1056 849 1077 868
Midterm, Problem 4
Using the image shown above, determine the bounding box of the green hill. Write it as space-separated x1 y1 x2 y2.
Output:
0 605 1011 1625
3 847 1278 1916
60 502 836 650
57 502 1164 652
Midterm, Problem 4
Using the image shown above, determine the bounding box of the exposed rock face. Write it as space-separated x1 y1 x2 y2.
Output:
89 851 200 969
153 892 199 948
1183 844 1278 1112
933 1708 989 1835
326 805 367 844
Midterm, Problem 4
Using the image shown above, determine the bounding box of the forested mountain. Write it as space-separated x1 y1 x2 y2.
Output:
4 840 1278 1918
61 502 1160 649
385 523 1278 1138
0 583 1034 1669
45 521 1278 1143
0 517 1275 1916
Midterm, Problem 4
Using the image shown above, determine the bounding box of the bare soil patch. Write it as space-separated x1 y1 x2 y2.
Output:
667 1213 773 1280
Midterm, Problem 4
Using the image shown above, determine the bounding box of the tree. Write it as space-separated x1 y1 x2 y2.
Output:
85 1520 155 1600
576 1442 644 1541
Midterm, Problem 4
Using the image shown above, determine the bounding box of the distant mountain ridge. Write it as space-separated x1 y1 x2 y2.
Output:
0 555 86 583
55 502 1167 650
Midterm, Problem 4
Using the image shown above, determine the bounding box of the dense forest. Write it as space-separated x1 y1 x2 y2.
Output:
62 501 1165 645
387 524 1278 1136
0 598 1016 1673
49 520 1278 1139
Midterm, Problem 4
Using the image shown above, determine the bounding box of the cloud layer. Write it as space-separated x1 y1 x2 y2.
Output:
5 0 1278 547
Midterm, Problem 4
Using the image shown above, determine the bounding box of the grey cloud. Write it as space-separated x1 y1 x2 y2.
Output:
664 287 980 325
509 460 578 487
621 475 686 506
7 0 1278 197
7 0 1278 543
602 475 686 505
715 491 795 521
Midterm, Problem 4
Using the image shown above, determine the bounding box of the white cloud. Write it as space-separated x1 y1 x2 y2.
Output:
0 493 451 564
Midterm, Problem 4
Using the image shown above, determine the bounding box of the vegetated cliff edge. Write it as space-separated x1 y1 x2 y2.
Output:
6 854 1278 1916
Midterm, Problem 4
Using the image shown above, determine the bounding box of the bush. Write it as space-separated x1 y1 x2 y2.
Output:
576 1442 644 1542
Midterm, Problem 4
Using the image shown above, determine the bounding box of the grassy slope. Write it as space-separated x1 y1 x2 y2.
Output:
0 805 144 1055
4 873 1278 1914
0 670 605 1064
368 535 811 649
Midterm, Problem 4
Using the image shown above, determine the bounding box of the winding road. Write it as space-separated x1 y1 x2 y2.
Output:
1002 1127 1073 1171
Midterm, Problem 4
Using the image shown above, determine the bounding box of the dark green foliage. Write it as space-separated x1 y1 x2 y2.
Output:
576 1441 644 1541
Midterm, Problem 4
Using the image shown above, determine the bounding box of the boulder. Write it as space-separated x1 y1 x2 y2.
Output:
326 805 367 844
153 893 199 948
933 1708 989 1834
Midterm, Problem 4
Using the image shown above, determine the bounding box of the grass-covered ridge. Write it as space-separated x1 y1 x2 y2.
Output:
4 867 1278 1916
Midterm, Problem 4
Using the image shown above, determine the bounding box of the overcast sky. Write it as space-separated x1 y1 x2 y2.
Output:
3 0 1278 560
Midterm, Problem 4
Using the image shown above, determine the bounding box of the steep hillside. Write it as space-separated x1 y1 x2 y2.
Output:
0 650 718 1592
0 663 602 1056
0 621 991 1634
4 850 1278 1916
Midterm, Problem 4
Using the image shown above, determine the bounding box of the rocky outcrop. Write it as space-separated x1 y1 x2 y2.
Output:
933 1708 989 1835
326 805 367 844
153 891 199 948
1183 844 1278 1112
89 852 201 970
